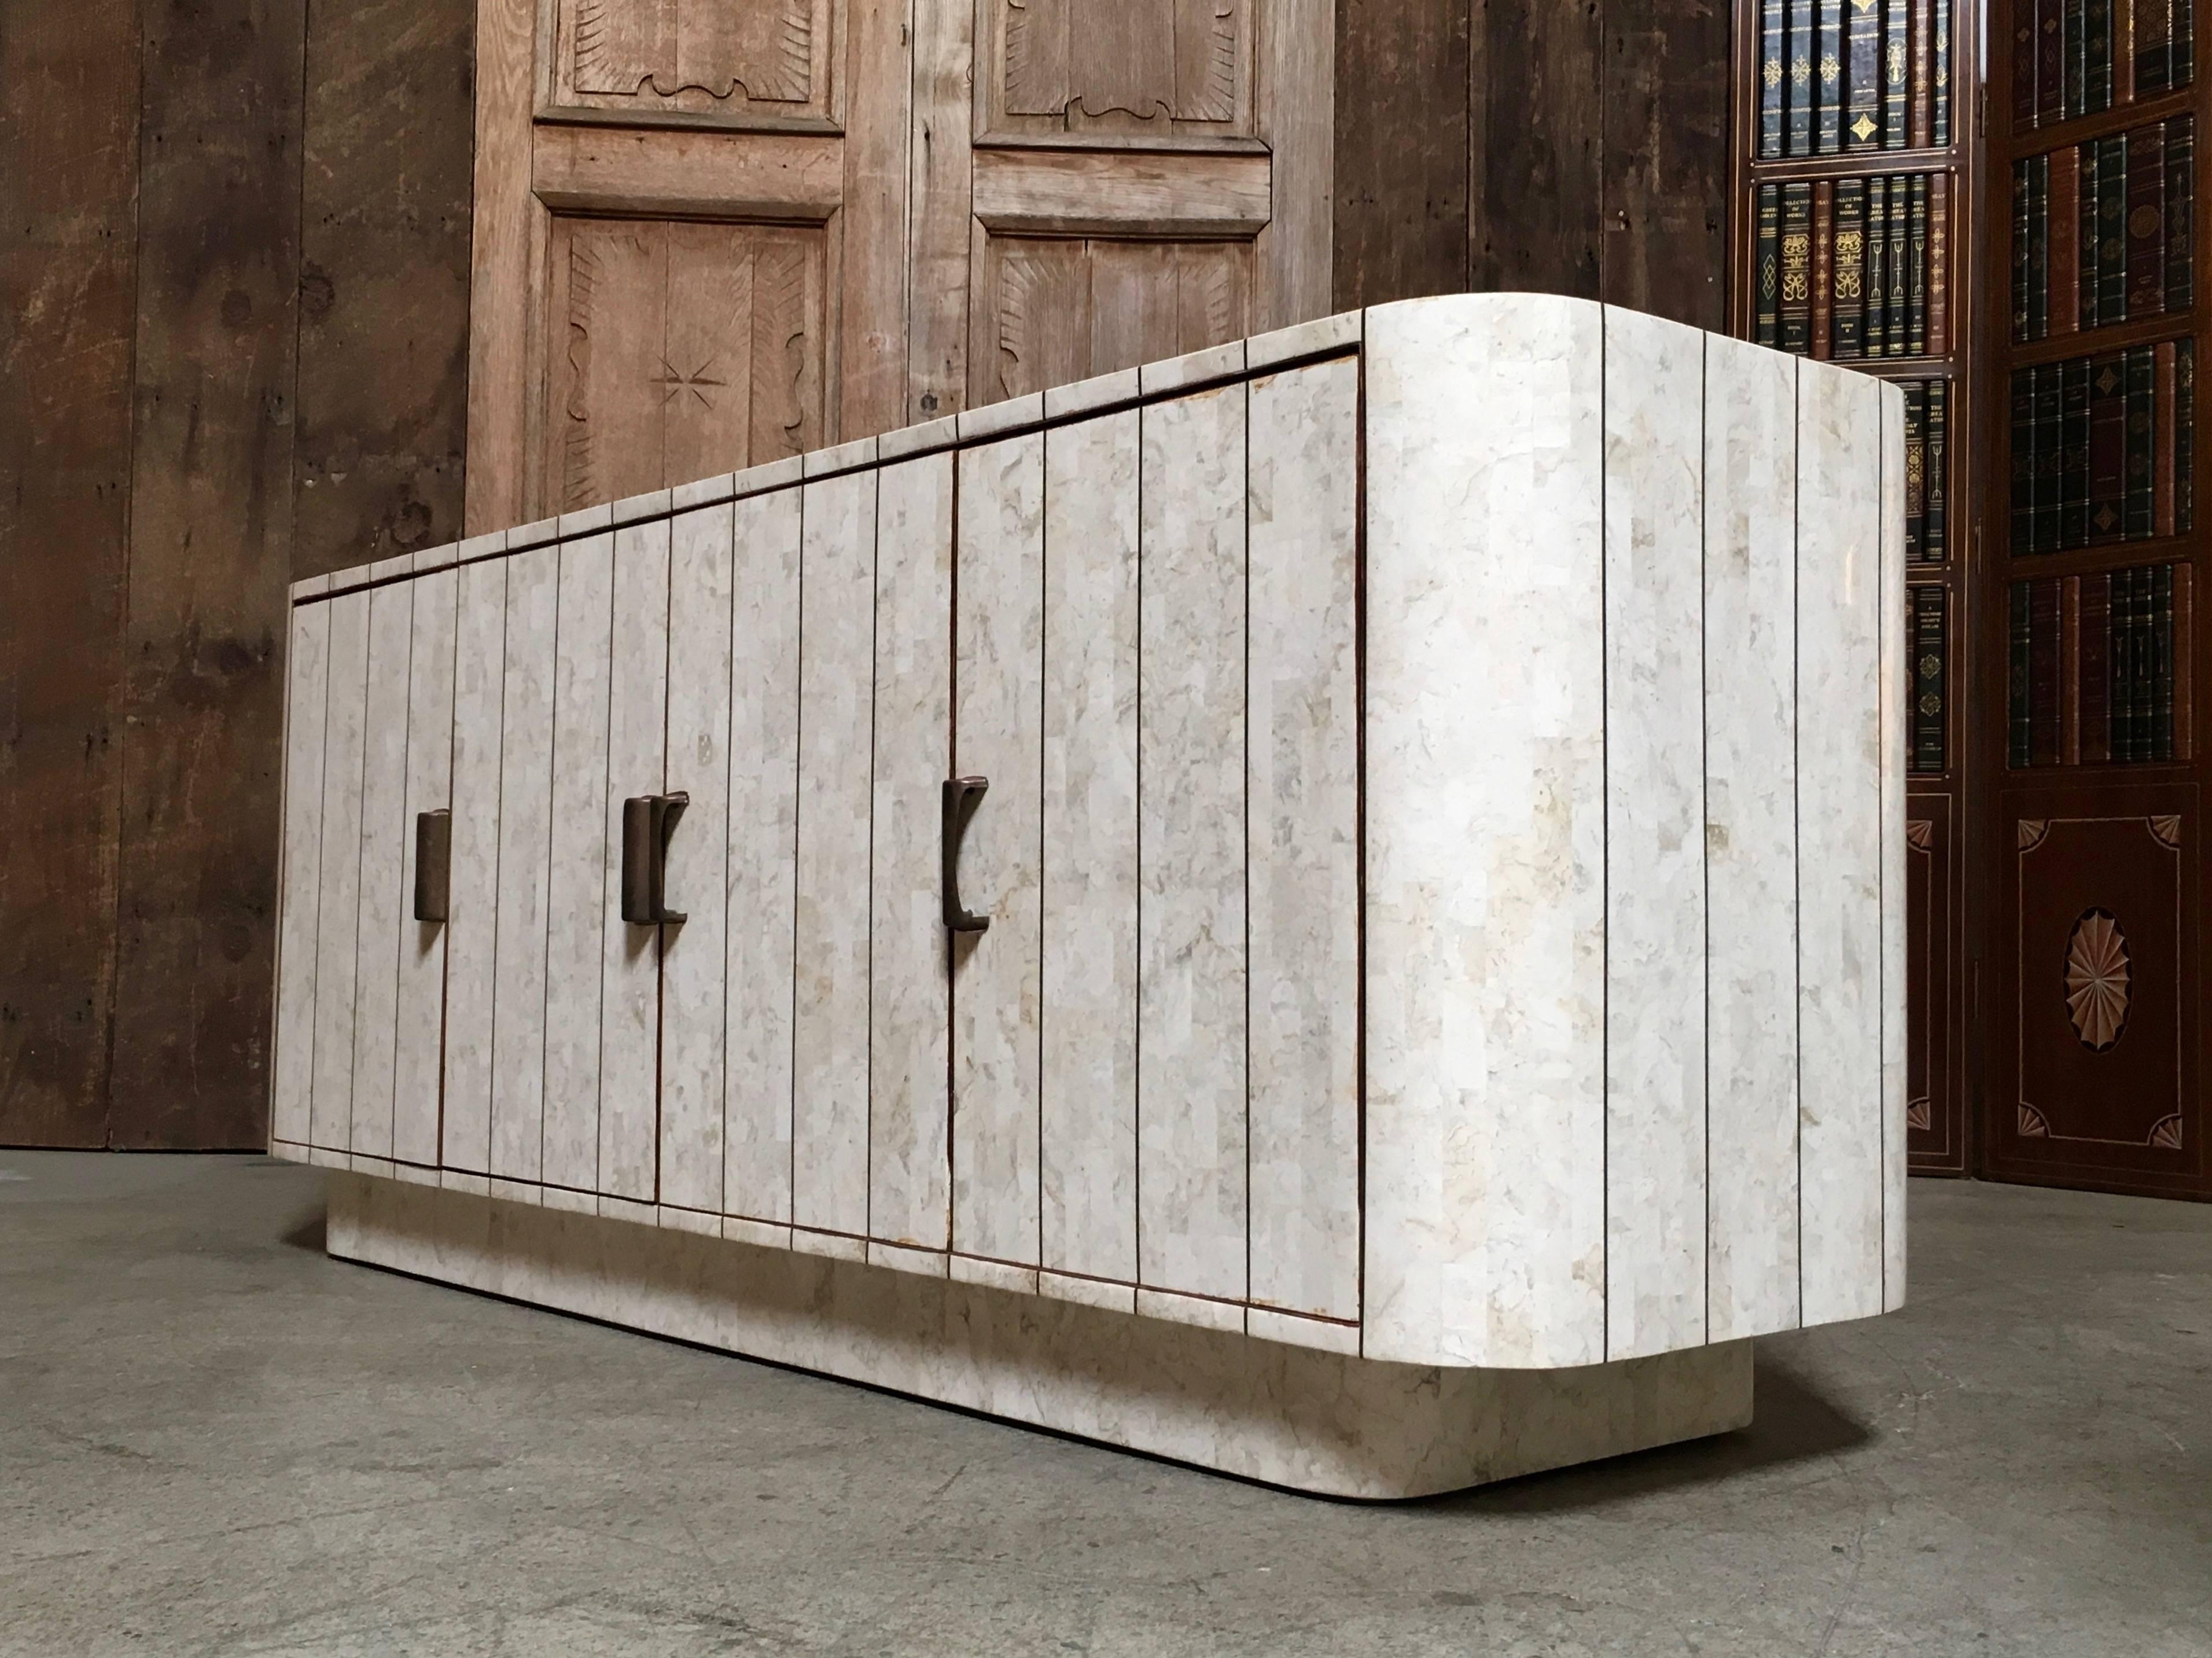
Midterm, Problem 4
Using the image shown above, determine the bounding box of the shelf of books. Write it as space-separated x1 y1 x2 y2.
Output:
1983 0 2212 1198
1732 0 1975 1172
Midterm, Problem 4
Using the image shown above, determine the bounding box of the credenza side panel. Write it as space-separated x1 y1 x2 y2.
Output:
662 502 738 1216
1040 409 1142 1287
1702 339 1804 1343
872 454 955 1253
1795 361 1887 1327
394 564 458 1168
272 600 332 1150
1245 355 1361 1325
1362 293 1607 1370
443 557 508 1174
310 590 371 1155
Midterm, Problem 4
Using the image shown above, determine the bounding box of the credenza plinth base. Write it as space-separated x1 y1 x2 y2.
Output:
327 1172 1753 1499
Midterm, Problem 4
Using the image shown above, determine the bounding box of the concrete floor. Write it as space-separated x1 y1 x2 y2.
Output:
1 1156 2206 1658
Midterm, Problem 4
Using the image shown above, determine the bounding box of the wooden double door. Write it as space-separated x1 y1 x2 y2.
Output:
463 0 1333 530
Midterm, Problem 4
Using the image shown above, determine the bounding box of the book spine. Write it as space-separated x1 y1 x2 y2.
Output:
2014 162 2033 341
1819 0 1846 152
2082 571 2112 762
2014 7 2041 129
1782 182 1815 353
2031 578 2063 764
1788 0 1816 156
1910 175 1930 356
2091 351 2130 541
2066 0 2088 116
2156 339 2179 534
2063 356 2094 547
1834 177 1868 358
2128 120 2167 320
2012 367 2038 556
1867 178 1890 354
1933 0 1950 140
2155 561 2176 760
2122 567 2142 762
2138 0 2172 96
2177 0 2195 89
1762 0 1786 157
2027 157 2051 341
2089 0 2115 108
1913 585 1948 772
1849 0 1882 146
2051 145 2082 336
2009 580 2034 766
2064 575 2084 764
2177 564 2195 759
2179 339 2195 531
1912 0 1934 145
2036 362 2066 550
2167 115 2194 315
2134 565 2158 758
1813 180 1838 356
1905 380 1927 561
2128 344 2158 538
2038 0 2066 125
2081 137 2103 329
1889 178 1911 356
2098 133 2130 326
1757 185 1782 347
1927 377 1949 558
2121 0 2139 101
1884 0 1909 146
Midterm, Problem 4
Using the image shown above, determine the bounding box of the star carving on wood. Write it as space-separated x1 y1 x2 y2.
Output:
2064 907 2130 1052
652 356 727 409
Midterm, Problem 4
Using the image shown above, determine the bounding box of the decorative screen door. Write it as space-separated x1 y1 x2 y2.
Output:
464 0 1331 528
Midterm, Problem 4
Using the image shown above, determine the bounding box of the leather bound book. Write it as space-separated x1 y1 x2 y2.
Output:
2097 134 2129 327
2014 10 2040 129
2051 146 2081 336
2090 352 2130 541
2178 340 2195 531
2137 0 2172 97
2063 576 2084 764
2088 0 2115 108
2176 0 2194 90
1905 380 1927 560
1867 178 1890 353
1911 0 1933 145
2081 138 2104 329
1756 186 1782 347
2037 0 2066 125
2012 367 2038 556
2128 121 2167 320
1908 174 1929 356
1884 0 1909 146
2132 565 2157 759
2154 561 2176 760
1813 180 1837 358
2031 578 2064 765
1762 0 1786 156
1912 584 1948 772
2176 564 2195 759
2156 339 2178 535
2166 116 2194 316
1927 378 1950 558
1930 172 1952 355
1788 0 1816 155
1818 0 1846 152
1782 183 1816 354
1932 0 1950 140
2009 580 2034 767
2063 357 2094 547
2014 161 2033 341
2119 0 2138 101
2081 571 2112 763
1833 178 1868 358
2126 345 2158 539
1887 179 1911 356
2066 0 2088 116
2036 363 2067 551
2027 156 2051 341
1848 0 1882 147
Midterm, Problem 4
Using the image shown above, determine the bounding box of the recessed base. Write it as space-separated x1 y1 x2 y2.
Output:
326 1173 1754 1499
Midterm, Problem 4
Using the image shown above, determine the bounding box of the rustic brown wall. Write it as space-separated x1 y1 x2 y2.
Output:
0 0 474 1148
1336 0 1732 330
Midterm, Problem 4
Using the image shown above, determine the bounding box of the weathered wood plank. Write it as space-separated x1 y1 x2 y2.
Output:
1470 0 1603 302
1599 0 1730 329
1331 0 1470 308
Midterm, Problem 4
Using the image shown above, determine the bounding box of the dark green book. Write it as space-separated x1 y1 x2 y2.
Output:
2127 345 2158 539
2036 362 2066 552
1912 584 1948 773
1847 0 1883 146
2012 367 2038 556
2013 161 2030 341
2169 116 2195 317
1905 380 1927 560
2138 0 2173 97
1787 0 1816 155
2177 0 2195 90
1866 178 1890 353
1817 0 1846 152
2064 0 2087 116
2081 138 2103 330
2090 353 2129 541
2153 563 2176 760
2178 340 2195 531
2086 0 2112 110
2062 358 2093 547
1833 177 1869 358
1782 182 1815 354
1908 174 1930 356
2132 566 2156 760
1887 177 1910 355
1762 0 1786 156
1927 378 1950 559
2009 580 2034 767
2028 154 2051 341
1883 0 1908 147
2111 567 2137 763
1756 185 1782 347
1933 0 1950 141
2097 133 2128 328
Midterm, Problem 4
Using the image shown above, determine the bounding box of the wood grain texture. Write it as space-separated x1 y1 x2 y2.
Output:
292 0 473 578
1599 0 1728 329
1331 0 1468 308
904 0 976 423
0 0 137 1146
971 150 1272 236
1470 0 1601 302
1257 0 1334 328
531 126 845 218
553 0 833 119
838 0 912 440
107 0 306 1149
465 0 539 531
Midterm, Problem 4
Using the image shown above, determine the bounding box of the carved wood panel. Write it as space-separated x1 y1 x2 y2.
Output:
982 0 1255 140
1989 788 2204 1196
543 217 825 513
974 235 1251 402
1904 793 1964 1173
551 0 838 122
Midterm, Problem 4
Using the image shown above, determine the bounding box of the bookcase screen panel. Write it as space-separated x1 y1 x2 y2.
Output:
2011 115 2195 342
1759 0 1953 157
1753 172 1953 361
2007 338 2195 554
2009 0 2196 133
2007 561 2196 766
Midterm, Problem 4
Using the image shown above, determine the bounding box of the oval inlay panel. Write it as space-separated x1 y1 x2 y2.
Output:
2064 908 2131 1052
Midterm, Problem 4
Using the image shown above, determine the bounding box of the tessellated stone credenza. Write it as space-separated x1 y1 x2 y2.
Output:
270 293 1908 1498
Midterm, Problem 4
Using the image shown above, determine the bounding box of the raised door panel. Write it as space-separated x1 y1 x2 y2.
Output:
550 0 838 122
1904 793 1963 1172
544 219 827 513
981 0 1255 139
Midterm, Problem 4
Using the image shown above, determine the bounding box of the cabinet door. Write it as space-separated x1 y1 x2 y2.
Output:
348 575 419 1163
272 599 333 1152
443 555 509 1174
392 562 458 1168
309 588 371 1155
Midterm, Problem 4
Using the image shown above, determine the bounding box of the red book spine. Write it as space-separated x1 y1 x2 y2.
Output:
1812 181 1836 359
1913 0 1934 147
1927 174 1950 356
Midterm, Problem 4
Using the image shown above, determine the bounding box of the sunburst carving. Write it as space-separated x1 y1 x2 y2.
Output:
2149 1114 2184 1150
1906 1097 1932 1131
2064 909 2131 1051
1907 818 1934 850
2149 814 2183 848
2017 1103 2051 1137
2018 818 2049 851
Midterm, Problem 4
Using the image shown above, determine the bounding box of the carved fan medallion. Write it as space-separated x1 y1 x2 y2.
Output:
2063 908 2131 1052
